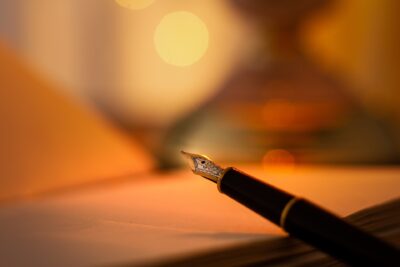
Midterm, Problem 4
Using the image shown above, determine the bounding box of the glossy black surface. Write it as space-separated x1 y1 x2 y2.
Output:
285 199 399 267
220 168 400 266
220 168 292 225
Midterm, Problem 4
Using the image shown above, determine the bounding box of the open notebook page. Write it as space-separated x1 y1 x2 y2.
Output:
0 166 399 267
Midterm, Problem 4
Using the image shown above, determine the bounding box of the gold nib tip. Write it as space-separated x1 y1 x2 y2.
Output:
180 151 224 182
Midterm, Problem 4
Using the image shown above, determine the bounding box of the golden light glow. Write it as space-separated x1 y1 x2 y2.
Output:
262 149 296 172
154 11 209 67
115 0 155 10
115 1 247 125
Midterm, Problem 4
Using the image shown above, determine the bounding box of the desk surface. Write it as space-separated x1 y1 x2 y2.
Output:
0 166 399 267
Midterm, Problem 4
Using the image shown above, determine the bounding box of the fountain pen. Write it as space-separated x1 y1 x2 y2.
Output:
181 151 399 267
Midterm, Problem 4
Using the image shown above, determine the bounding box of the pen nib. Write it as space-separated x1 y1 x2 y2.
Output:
181 151 225 182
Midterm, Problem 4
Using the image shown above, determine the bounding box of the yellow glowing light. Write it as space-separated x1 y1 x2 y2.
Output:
154 11 209 67
115 0 155 10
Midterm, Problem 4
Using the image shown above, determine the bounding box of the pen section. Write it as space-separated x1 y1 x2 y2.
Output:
219 168 293 225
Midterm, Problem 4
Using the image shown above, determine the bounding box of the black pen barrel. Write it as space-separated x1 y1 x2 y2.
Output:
219 168 399 267
219 168 293 225
284 199 399 266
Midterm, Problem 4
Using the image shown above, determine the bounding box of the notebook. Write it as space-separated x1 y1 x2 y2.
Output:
0 166 399 267
148 197 400 267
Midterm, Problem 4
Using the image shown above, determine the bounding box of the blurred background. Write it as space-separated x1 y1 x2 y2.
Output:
1 0 400 171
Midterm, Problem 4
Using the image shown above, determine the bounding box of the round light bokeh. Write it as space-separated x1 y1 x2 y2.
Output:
154 11 209 67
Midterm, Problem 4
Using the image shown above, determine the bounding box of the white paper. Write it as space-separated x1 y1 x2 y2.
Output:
1 167 399 267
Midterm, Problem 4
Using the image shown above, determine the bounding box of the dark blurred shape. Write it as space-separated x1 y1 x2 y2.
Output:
231 0 331 24
159 0 399 168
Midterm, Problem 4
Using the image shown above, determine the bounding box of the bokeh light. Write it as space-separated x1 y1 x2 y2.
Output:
154 11 209 67
115 0 155 10
262 149 296 172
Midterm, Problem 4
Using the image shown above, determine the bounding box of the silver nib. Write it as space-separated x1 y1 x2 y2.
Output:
181 151 225 182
